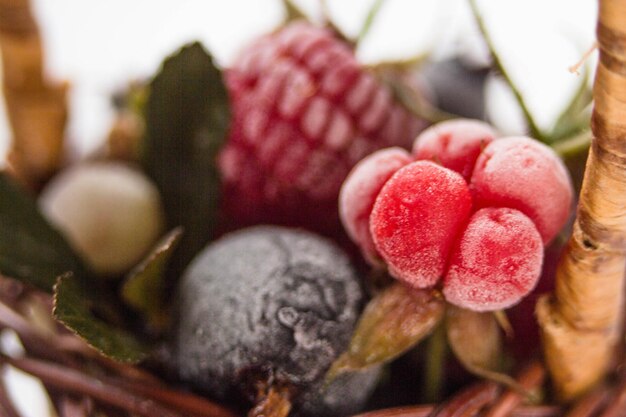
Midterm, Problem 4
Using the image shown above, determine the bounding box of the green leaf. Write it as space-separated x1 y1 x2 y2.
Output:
0 172 86 292
357 0 386 43
326 282 445 383
142 42 229 275
53 273 150 363
121 228 183 329
470 0 593 143
549 74 592 143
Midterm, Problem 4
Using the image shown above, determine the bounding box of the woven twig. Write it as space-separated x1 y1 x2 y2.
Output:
0 0 67 187
537 0 626 401
2 277 626 417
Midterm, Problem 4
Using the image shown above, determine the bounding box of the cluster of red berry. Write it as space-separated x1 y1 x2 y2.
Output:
340 119 573 311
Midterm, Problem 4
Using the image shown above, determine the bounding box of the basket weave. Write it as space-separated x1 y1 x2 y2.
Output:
0 274 623 417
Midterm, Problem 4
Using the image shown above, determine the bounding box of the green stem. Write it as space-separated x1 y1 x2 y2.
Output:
551 130 592 158
358 0 386 43
468 0 546 142
422 322 447 403
282 0 307 23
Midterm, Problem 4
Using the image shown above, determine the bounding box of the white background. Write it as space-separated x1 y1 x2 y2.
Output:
0 0 597 164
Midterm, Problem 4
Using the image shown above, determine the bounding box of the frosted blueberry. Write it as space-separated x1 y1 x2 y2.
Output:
170 226 379 416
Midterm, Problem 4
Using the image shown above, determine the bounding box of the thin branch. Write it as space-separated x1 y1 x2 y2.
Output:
565 387 611 417
430 382 500 417
58 396 93 417
352 406 561 417
116 378 239 417
569 42 598 75
484 362 545 417
2 355 187 417
0 367 21 417
351 405 434 417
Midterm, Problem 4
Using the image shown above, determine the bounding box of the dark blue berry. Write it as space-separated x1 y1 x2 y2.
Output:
170 226 379 416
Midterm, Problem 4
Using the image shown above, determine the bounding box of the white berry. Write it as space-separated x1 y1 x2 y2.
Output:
40 162 165 276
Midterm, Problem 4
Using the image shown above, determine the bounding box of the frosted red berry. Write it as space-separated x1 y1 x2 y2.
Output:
339 148 412 265
443 207 543 312
470 137 573 244
412 118 498 180
370 161 473 288
219 22 424 235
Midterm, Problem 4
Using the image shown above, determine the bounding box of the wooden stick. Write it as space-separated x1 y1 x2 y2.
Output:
537 0 626 401
0 0 67 186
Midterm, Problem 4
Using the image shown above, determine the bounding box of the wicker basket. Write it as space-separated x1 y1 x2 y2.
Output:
0 278 623 417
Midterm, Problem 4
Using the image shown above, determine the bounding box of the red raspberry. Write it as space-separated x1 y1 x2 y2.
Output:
339 147 412 265
218 22 424 236
412 119 498 181
442 207 544 312
370 160 473 288
470 137 573 244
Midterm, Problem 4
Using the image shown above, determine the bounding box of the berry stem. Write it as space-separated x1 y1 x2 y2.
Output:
249 383 292 417
281 0 308 23
551 130 592 159
422 322 447 403
357 0 386 43
537 0 626 401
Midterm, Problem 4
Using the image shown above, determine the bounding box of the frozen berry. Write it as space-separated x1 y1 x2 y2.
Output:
39 162 165 276
170 226 379 417
412 118 498 180
470 137 573 244
339 147 412 264
370 161 472 288
443 207 543 312
219 21 424 236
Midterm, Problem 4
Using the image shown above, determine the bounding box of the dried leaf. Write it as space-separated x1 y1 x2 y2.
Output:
0 172 86 292
326 282 444 382
142 42 229 278
53 273 150 363
121 228 183 328
446 305 501 372
446 305 522 391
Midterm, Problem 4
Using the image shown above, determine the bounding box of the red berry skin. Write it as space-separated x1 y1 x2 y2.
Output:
370 161 472 288
339 148 412 265
412 119 498 181
219 22 424 236
443 207 544 312
470 137 573 245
